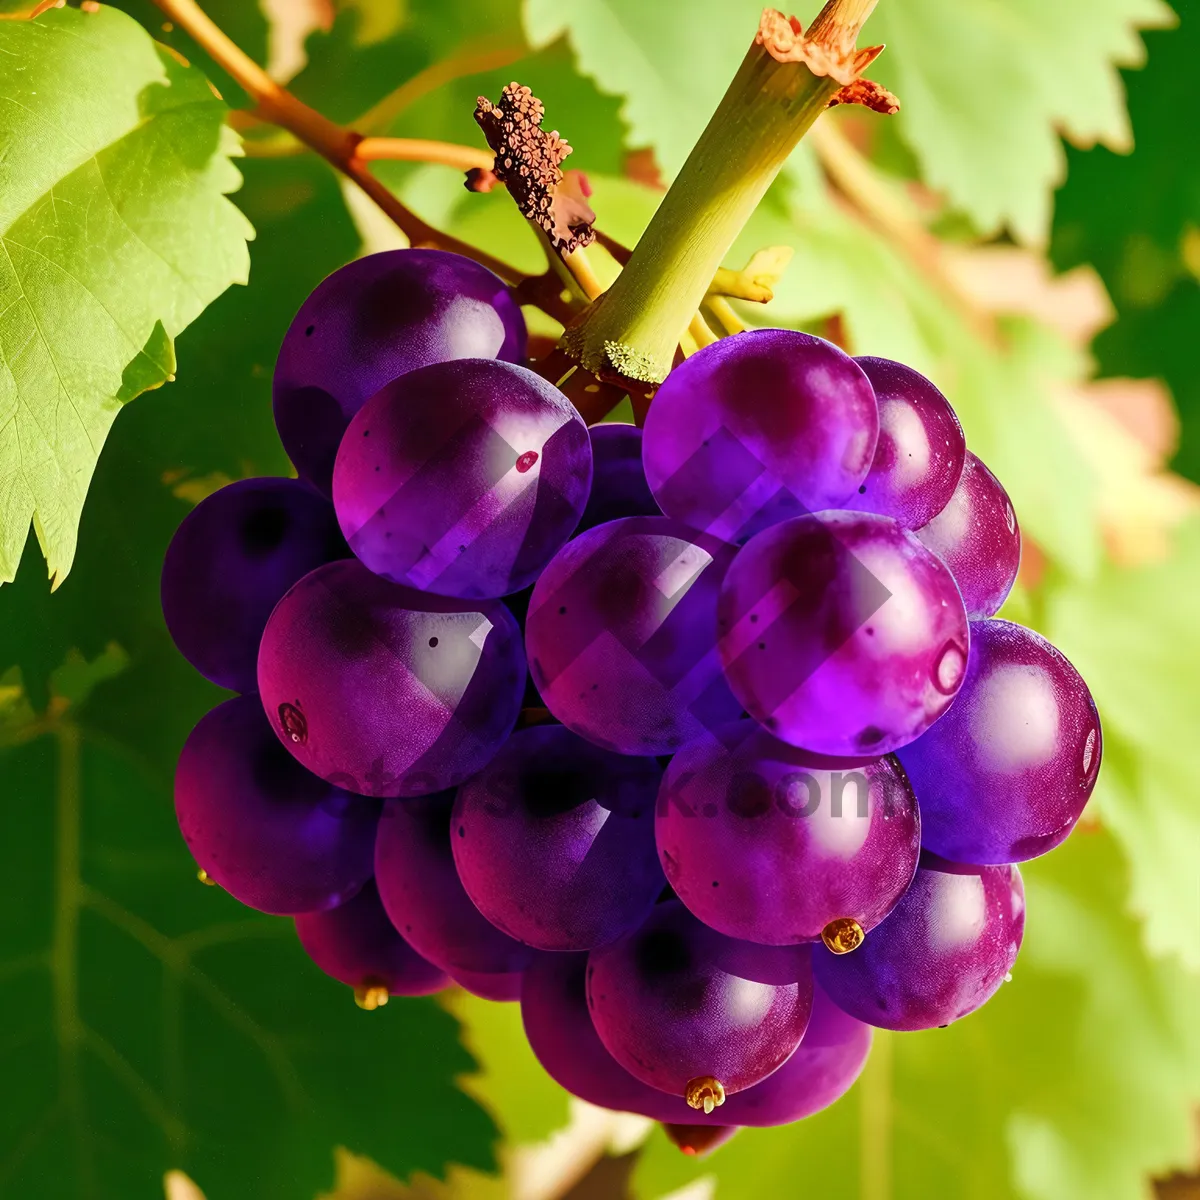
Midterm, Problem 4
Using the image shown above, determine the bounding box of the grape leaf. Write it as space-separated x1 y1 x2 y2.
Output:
1051 4 1200 481
107 0 270 109
1041 517 1200 968
521 0 759 178
439 989 571 1147
632 829 1200 1200
0 4 253 589
865 0 1175 243
0 722 496 1200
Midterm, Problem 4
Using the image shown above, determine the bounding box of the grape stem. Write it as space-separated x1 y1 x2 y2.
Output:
560 0 892 383
148 0 525 283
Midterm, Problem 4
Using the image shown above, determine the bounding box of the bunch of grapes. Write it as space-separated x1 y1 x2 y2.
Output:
164 248 1101 1146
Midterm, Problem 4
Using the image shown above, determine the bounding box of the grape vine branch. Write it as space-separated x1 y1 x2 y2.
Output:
147 0 892 418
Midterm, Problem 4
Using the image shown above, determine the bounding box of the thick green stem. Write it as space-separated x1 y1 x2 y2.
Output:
562 38 839 382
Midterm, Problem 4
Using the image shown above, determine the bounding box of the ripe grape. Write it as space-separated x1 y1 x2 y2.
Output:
257 559 524 796
915 452 1020 619
274 250 526 492
453 725 665 950
175 697 378 915
721 978 872 1125
844 357 965 528
448 968 525 1002
525 516 743 755
642 330 878 543
815 857 1025 1030
586 901 813 1100
656 722 919 945
521 951 689 1119
333 359 592 599
896 619 1102 863
295 880 447 1005
578 422 661 532
522 951 867 1125
161 478 346 693
718 511 970 756
374 793 534 976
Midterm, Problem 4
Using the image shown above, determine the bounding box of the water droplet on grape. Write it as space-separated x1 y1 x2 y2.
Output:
934 641 966 694
278 701 307 745
1082 726 1098 776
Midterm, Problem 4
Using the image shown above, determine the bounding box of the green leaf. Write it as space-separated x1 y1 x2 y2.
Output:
439 990 571 1147
1051 4 1200 481
107 0 270 109
867 0 1175 242
1041 518 1200 968
0 725 496 1200
521 0 760 178
632 829 1200 1200
0 5 253 588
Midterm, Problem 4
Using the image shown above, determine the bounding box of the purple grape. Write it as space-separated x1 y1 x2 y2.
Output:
453 726 665 950
843 358 965 529
332 359 592 599
578 423 661 532
719 979 872 1125
525 516 743 755
257 559 524 797
161 478 346 693
814 856 1025 1031
656 722 919 946
274 249 526 493
896 619 1102 863
522 953 868 1125
587 901 813 1103
915 452 1020 619
521 951 691 1119
175 697 378 915
448 968 525 1002
642 330 878 543
374 792 534 976
717 511 970 756
295 879 447 1007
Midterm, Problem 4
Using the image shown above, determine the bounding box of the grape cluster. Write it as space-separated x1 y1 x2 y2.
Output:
164 248 1101 1142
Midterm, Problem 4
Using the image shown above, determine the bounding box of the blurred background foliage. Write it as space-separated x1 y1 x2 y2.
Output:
0 0 1197 1198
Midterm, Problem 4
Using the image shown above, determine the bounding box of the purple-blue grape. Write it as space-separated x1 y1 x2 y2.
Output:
815 856 1025 1031
656 722 919 947
525 516 743 756
896 619 1102 863
452 725 665 950
295 879 447 1006
915 452 1021 619
522 952 868 1125
332 359 592 600
718 511 970 756
374 792 534 976
175 696 377 915
447 968 525 1002
161 478 346 693
273 249 526 493
586 901 813 1102
844 357 965 529
257 559 524 797
642 330 878 543
578 422 661 533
